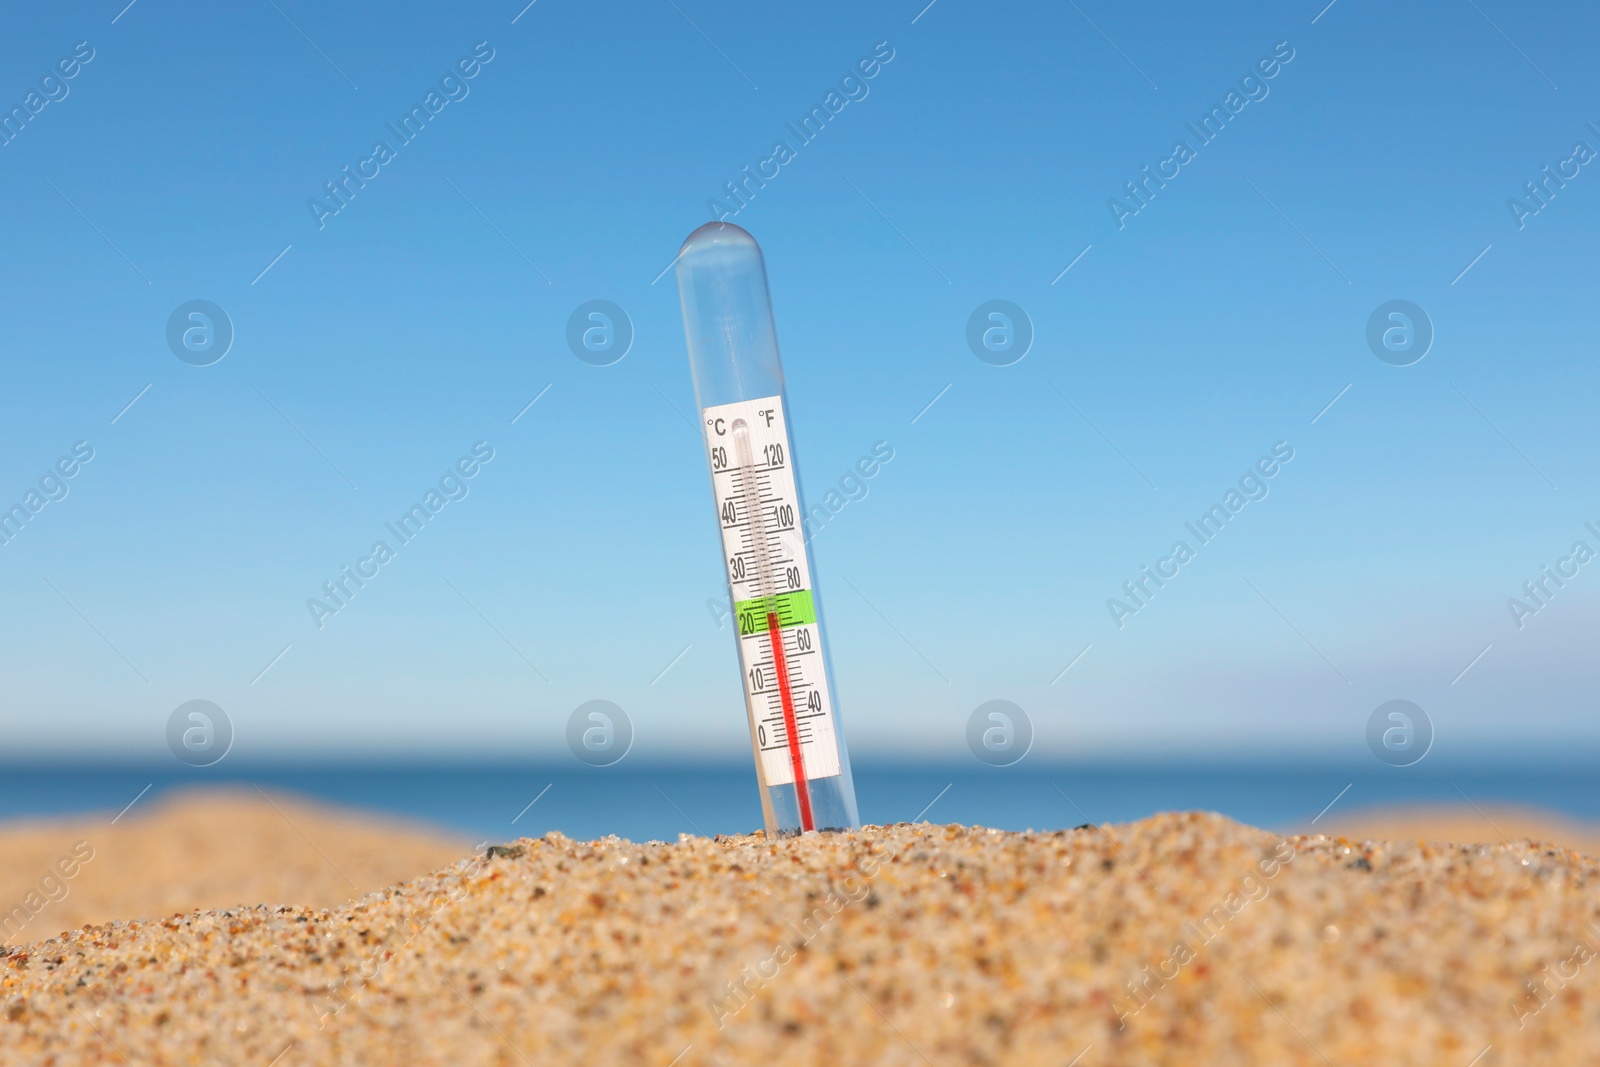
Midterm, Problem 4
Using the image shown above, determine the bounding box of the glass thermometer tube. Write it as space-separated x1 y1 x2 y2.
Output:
675 222 861 837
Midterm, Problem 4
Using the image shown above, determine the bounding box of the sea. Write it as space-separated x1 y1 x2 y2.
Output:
1 758 1595 844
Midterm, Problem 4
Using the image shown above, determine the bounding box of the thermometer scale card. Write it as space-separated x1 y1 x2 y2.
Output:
703 396 842 786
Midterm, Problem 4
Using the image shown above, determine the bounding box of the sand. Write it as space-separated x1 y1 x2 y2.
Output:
3 799 1600 1066
0 789 469 943
1312 804 1600 861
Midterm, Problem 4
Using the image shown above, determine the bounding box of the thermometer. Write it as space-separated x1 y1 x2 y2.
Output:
675 222 861 837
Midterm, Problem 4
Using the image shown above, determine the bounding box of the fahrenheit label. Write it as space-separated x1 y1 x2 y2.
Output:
703 396 841 786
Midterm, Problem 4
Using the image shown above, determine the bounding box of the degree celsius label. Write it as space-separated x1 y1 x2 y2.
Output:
703 396 841 786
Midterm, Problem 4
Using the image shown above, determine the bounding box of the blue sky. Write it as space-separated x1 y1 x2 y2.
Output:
1 0 1597 764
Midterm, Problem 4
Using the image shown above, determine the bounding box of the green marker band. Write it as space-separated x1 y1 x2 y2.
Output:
735 589 816 635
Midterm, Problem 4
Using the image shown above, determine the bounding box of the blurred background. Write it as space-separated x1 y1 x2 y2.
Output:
1 0 1597 845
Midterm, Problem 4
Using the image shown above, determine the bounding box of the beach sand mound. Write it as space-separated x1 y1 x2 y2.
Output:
1313 804 1600 861
0 789 469 941
3 812 1597 1065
